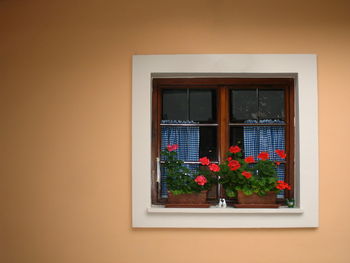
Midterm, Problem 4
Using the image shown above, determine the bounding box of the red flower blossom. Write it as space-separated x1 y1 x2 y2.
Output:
229 145 241 154
227 157 232 162
228 160 241 171
275 161 281 166
258 152 269 161
275 149 287 159
194 175 207 186
209 163 220 172
276 181 291 190
167 144 178 152
244 156 255 164
199 157 210 166
242 171 252 179
276 184 284 190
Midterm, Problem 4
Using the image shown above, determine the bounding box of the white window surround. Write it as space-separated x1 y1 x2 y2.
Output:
132 54 318 228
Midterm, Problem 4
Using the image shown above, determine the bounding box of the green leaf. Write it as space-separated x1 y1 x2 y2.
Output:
243 189 253 195
226 189 236 197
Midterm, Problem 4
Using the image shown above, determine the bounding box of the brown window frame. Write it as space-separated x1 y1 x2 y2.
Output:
152 78 294 205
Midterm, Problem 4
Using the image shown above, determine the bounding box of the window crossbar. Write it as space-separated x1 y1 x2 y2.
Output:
160 123 218 127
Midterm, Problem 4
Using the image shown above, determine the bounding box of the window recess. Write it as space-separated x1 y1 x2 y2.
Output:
152 78 294 205
132 54 318 228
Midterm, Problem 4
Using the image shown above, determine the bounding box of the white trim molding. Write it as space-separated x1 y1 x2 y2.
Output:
132 54 318 228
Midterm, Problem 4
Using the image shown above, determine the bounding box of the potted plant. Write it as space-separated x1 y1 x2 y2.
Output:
161 144 214 208
199 146 291 208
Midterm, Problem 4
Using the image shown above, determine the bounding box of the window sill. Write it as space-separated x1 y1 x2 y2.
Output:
148 206 303 214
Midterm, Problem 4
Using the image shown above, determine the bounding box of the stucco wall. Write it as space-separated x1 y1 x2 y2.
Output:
1 0 349 262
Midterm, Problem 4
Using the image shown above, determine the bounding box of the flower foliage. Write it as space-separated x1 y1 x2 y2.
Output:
162 144 291 198
199 146 291 198
161 145 214 195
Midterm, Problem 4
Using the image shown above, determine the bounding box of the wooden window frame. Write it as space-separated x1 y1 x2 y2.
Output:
152 78 295 205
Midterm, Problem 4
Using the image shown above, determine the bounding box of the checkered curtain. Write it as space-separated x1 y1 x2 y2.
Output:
243 119 285 160
243 119 286 198
160 120 200 197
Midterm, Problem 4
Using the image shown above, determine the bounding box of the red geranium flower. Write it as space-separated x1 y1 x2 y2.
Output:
229 145 241 154
227 157 232 162
228 160 241 171
209 163 220 172
276 184 284 190
244 156 255 164
275 161 281 166
276 181 291 190
275 149 287 159
242 171 252 179
194 175 207 186
199 157 210 166
167 144 178 152
258 152 269 161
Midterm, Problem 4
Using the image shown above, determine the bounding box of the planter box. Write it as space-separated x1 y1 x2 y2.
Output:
165 191 209 208
234 191 280 208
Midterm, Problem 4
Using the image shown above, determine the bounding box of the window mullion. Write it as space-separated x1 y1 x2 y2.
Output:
217 86 229 198
218 86 229 163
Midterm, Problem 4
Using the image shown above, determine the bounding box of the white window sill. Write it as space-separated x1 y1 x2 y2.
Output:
148 206 304 214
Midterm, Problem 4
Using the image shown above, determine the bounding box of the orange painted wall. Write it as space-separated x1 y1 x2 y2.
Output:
1 0 350 262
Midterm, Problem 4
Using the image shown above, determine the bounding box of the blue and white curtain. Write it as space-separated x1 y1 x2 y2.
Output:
160 120 200 197
243 119 286 197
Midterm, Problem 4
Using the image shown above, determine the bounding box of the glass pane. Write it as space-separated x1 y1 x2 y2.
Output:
189 89 217 123
160 125 217 162
229 126 244 150
160 123 200 162
162 89 188 120
230 89 258 123
199 127 218 161
230 125 285 160
258 125 286 160
259 89 285 120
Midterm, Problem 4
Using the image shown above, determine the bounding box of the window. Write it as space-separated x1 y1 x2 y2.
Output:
132 54 318 228
152 78 294 205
